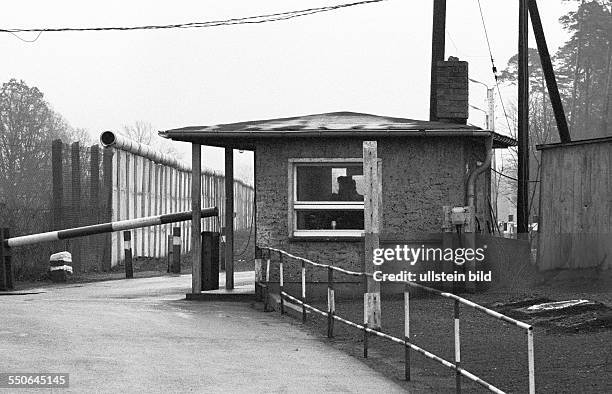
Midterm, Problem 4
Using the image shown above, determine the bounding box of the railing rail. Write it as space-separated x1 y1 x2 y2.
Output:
257 245 535 394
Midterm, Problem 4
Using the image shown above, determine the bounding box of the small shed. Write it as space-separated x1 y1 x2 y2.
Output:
536 136 612 273
160 60 516 295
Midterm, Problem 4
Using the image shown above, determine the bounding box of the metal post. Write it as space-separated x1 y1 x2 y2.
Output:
123 231 133 279
0 228 14 291
171 227 181 274
265 250 271 312
327 267 335 338
528 327 535 394
279 252 284 315
454 299 461 393
405 288 411 381
301 260 306 323
167 235 172 273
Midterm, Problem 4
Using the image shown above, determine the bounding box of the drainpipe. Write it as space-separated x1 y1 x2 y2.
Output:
464 135 493 293
466 135 493 208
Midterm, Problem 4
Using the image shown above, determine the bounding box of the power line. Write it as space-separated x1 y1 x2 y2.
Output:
8 31 42 42
492 168 539 183
1 0 386 34
475 0 514 136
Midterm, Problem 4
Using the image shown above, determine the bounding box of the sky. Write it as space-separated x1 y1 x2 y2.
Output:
1 0 576 180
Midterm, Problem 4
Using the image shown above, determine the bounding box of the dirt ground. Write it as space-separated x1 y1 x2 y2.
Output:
284 279 612 393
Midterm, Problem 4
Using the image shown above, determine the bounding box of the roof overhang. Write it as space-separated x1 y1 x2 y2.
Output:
159 128 516 149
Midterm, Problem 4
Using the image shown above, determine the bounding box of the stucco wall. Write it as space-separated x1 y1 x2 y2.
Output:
255 137 489 283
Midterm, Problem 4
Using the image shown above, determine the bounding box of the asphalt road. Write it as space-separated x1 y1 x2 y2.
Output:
1 273 404 393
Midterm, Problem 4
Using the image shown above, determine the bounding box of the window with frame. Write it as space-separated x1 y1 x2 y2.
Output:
289 159 365 238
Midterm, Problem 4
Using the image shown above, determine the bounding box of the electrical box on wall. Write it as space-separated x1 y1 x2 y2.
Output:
442 206 475 233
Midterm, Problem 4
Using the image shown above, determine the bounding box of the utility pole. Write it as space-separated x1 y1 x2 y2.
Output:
429 0 446 121
517 0 530 235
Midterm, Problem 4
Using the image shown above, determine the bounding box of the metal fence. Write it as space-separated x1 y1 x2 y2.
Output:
256 246 535 394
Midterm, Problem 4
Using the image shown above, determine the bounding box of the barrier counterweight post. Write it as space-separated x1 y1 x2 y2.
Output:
123 231 133 279
166 235 172 273
327 267 335 338
301 260 306 323
528 327 535 394
1 228 14 291
171 227 181 274
454 299 461 394
405 288 410 381
279 253 284 315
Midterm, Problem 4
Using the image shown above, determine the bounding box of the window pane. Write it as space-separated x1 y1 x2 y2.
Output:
296 210 364 230
296 165 364 201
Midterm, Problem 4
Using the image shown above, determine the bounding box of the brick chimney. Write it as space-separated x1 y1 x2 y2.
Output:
435 57 469 124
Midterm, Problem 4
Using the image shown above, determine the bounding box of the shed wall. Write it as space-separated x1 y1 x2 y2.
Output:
537 140 612 271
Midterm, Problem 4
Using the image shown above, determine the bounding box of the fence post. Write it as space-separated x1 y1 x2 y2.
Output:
454 299 461 393
171 227 181 274
301 260 307 323
71 142 82 273
0 228 14 291
51 140 64 231
404 287 411 381
327 267 335 338
123 231 133 279
279 252 284 315
528 327 535 394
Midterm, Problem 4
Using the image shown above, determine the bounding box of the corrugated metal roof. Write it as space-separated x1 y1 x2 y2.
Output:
160 111 516 147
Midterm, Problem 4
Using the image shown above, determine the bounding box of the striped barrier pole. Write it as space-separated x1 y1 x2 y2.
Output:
123 231 133 279
171 227 181 274
3 208 218 248
455 299 461 394
528 327 535 394
301 260 307 323
404 288 410 381
327 267 335 338
279 252 284 315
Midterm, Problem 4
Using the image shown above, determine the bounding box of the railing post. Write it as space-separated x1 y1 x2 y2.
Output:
123 231 133 279
327 267 335 338
171 227 181 274
404 287 411 381
454 299 461 394
264 250 271 312
254 246 262 300
279 252 284 315
301 260 306 323
528 327 535 394
0 228 14 291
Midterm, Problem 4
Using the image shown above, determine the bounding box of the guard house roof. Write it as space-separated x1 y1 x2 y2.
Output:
159 111 517 149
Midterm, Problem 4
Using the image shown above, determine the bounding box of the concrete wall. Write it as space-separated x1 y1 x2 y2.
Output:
255 136 490 288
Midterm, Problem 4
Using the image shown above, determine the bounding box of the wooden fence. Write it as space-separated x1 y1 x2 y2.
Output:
51 139 254 271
